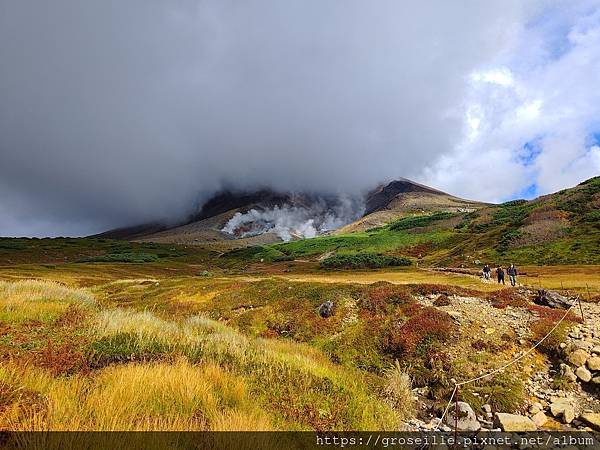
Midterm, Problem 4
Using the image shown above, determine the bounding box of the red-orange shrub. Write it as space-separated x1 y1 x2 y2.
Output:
384 307 453 356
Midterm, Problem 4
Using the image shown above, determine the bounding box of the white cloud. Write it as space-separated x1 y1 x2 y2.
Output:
424 1 600 202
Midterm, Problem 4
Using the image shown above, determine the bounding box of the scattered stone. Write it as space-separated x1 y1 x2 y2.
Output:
559 364 578 382
562 405 576 424
587 356 600 371
567 349 590 367
592 376 600 384
528 403 542 415
482 404 492 414
572 340 592 351
580 413 600 432
446 402 481 431
318 300 334 318
591 346 600 355
493 413 537 432
550 399 571 418
531 411 548 428
575 366 592 382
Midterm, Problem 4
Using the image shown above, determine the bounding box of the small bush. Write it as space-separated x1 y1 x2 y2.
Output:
364 284 413 313
527 305 580 356
389 212 456 231
433 294 451 307
320 254 411 270
486 289 528 309
383 307 453 356
79 252 159 263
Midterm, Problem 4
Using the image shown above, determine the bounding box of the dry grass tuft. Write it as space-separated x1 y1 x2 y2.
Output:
0 280 94 323
0 360 271 431
382 361 415 421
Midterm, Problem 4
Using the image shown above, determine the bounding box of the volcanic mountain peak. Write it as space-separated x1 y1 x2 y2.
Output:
96 178 485 245
364 178 448 215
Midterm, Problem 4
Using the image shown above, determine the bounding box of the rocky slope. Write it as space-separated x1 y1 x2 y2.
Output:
406 287 600 432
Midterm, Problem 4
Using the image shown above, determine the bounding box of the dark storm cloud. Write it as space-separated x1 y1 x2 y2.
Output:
0 0 524 236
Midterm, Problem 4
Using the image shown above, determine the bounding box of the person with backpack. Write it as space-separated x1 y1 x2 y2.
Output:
507 264 518 286
496 266 505 285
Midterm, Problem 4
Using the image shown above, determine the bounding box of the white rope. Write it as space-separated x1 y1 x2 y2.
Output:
434 384 457 431
434 303 576 431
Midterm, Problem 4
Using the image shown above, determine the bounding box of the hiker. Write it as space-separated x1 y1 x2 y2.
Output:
496 266 505 285
507 263 518 286
482 264 491 280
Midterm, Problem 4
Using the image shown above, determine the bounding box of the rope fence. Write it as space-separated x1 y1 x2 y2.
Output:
434 302 578 431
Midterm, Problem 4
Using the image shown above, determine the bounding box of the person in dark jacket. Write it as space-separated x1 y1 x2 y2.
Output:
507 264 518 286
483 264 491 280
496 266 505 285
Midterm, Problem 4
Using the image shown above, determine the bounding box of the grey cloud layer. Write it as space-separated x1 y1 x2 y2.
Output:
1 1 525 236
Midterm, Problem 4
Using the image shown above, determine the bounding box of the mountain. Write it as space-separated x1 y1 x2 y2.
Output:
95 179 481 247
230 176 600 266
336 178 487 234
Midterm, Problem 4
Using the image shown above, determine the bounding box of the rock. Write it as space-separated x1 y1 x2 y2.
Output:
580 413 600 431
493 413 537 432
531 411 548 427
528 404 542 415
592 376 600 384
318 300 334 318
562 405 576 424
587 356 600 371
567 349 590 367
446 401 481 431
591 346 600 355
572 340 592 351
550 399 571 418
575 366 592 382
482 404 492 414
534 289 574 309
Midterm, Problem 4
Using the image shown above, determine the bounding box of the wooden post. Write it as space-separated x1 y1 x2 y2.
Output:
454 385 459 448
578 296 585 323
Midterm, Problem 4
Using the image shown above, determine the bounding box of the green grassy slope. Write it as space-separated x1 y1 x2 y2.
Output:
226 176 600 267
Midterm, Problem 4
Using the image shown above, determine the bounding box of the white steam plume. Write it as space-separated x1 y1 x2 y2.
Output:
222 196 363 241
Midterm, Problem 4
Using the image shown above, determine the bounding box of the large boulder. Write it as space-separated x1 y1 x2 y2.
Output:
534 289 574 309
445 402 481 431
318 300 335 318
493 413 537 432
567 349 590 367
580 413 600 431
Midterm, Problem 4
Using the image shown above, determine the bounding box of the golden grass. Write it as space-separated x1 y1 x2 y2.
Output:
0 360 271 431
0 279 94 323
90 309 400 430
272 268 502 291
519 265 600 298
